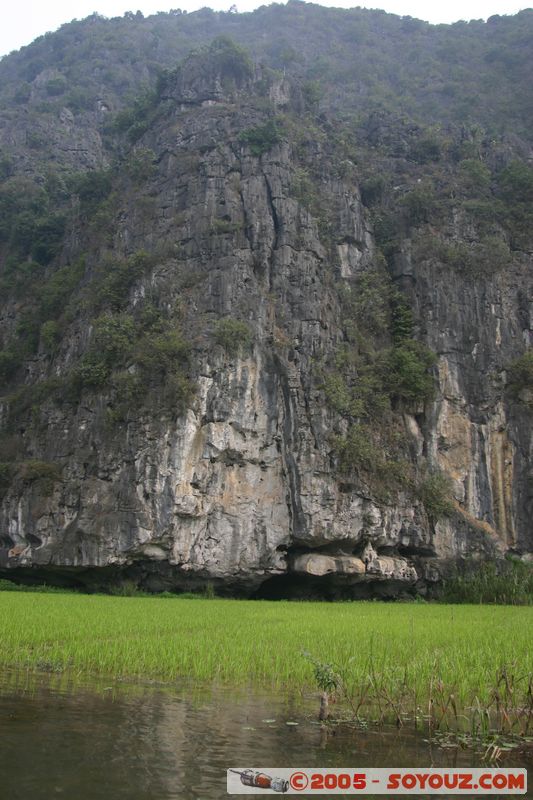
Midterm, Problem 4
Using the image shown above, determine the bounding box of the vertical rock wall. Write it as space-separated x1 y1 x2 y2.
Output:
1 62 531 595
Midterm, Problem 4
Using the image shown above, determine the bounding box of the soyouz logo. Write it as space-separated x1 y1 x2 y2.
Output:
227 768 527 794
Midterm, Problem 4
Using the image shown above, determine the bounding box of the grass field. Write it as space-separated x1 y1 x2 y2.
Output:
1 592 532 728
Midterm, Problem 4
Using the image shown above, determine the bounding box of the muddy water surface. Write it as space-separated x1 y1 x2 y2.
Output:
0 672 531 799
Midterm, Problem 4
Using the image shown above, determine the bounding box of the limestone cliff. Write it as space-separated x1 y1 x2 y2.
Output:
0 20 532 597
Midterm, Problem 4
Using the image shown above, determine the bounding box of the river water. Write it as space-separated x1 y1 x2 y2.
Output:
0 671 531 799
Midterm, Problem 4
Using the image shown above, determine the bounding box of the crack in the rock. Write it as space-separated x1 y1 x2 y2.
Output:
263 171 281 293
273 354 306 540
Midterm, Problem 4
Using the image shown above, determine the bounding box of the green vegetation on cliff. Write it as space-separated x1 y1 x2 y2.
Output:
1 5 532 136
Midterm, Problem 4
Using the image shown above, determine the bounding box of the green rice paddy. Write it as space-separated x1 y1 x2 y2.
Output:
1 593 531 718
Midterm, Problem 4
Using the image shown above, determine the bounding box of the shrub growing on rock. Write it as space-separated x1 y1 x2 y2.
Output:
214 318 252 354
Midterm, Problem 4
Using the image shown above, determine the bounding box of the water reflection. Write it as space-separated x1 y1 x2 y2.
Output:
0 672 530 799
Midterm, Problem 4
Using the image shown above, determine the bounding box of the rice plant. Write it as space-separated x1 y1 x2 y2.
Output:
0 593 531 734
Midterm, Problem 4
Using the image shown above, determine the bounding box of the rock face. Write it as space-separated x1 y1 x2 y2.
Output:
0 40 532 597
402 253 531 555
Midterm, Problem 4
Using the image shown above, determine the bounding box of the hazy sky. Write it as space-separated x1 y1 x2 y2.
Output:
1 0 528 57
